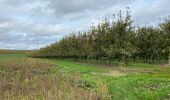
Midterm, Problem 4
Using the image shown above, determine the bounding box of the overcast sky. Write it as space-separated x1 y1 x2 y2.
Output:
0 0 169 50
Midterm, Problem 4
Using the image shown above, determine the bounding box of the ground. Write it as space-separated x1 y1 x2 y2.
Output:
0 53 170 100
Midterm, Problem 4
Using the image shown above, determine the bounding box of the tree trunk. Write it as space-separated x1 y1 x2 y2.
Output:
120 55 125 68
133 55 136 62
109 58 112 66
168 53 170 66
75 56 78 62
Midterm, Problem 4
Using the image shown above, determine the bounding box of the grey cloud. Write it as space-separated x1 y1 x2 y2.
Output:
0 0 169 50
131 0 170 26
48 0 133 15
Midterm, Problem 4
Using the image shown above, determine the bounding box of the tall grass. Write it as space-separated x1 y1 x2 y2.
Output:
0 58 110 100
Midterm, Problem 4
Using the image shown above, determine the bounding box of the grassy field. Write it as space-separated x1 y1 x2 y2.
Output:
0 53 170 100
0 50 29 54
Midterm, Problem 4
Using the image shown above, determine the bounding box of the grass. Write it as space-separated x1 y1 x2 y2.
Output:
128 62 157 68
0 55 110 99
0 53 26 58
43 59 170 100
0 53 170 100
104 74 170 100
49 60 108 74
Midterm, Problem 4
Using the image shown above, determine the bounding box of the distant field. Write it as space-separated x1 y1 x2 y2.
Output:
0 53 170 100
0 50 30 54
0 50 30 58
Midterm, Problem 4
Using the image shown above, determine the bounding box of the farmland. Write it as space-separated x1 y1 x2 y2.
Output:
0 0 170 100
0 11 170 100
0 50 29 54
0 52 170 100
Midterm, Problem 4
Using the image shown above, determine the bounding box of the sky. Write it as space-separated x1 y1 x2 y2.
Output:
0 0 169 50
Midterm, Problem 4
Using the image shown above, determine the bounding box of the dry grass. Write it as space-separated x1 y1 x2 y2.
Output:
0 58 110 100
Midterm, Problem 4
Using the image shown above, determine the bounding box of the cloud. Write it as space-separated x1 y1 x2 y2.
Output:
48 0 132 14
0 0 169 50
131 0 170 26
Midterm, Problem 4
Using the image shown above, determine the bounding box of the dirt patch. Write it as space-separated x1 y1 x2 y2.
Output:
91 66 155 77
103 70 126 76
110 67 154 74
101 67 154 77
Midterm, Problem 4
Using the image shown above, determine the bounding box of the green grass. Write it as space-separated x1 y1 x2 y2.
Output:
128 62 157 68
104 74 170 100
0 54 170 100
42 59 170 100
50 60 108 74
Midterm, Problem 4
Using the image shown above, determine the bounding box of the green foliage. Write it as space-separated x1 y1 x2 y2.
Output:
77 79 97 89
28 10 170 65
135 27 168 63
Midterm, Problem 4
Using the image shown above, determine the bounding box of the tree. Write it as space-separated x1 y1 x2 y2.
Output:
28 11 169 66
160 17 170 64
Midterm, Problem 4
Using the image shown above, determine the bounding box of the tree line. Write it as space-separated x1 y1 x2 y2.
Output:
28 10 170 66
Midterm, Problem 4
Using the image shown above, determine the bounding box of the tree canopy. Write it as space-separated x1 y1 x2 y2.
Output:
28 11 170 66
